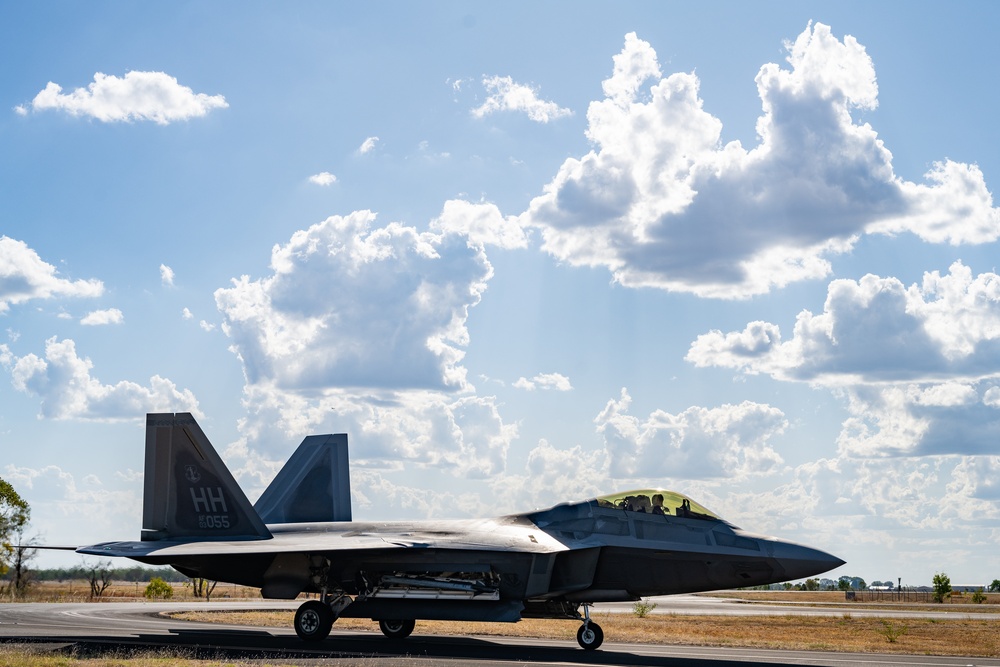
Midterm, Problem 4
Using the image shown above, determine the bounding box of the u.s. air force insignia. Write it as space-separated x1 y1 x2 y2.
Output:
184 465 201 483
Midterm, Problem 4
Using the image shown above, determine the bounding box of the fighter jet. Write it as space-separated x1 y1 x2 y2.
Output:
75 413 843 650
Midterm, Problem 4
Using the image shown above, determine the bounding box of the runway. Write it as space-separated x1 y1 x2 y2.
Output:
2 597 999 667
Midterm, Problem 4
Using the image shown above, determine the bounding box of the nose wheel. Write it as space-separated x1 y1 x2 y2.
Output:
577 621 604 650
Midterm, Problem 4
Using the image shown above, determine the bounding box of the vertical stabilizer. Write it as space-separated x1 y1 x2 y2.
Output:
254 434 352 523
141 413 271 541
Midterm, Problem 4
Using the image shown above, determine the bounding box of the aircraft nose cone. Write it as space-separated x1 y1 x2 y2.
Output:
770 540 845 580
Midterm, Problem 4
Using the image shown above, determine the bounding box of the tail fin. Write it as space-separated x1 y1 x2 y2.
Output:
254 434 352 523
141 413 271 541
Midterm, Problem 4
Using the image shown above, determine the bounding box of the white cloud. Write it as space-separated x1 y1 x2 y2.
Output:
308 171 337 186
215 209 493 392
687 263 1000 385
513 372 572 392
26 71 228 125
182 307 194 320
0 236 103 313
160 264 175 286
227 384 516 488
3 463 142 543
520 24 1000 299
472 75 572 123
80 308 123 326
687 264 1000 458
358 136 379 154
0 337 200 421
490 439 609 512
199 320 216 332
984 387 1000 407
429 200 528 250
595 388 785 480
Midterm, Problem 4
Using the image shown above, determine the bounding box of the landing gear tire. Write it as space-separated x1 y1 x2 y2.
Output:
577 621 604 650
379 619 416 639
295 600 334 642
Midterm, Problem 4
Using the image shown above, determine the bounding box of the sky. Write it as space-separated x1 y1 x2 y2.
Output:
2 2 999 588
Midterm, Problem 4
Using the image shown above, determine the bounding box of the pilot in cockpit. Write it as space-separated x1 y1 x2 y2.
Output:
651 493 668 515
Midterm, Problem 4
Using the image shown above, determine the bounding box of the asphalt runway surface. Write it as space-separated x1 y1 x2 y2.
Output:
2 597 999 667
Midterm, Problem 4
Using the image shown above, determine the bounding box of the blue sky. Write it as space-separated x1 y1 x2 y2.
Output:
3 2 999 587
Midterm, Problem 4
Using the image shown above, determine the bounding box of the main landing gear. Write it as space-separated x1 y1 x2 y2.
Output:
293 594 352 642
576 604 604 650
378 619 416 639
294 600 333 641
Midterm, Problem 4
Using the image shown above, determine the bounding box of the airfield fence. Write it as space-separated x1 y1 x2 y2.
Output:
847 589 933 603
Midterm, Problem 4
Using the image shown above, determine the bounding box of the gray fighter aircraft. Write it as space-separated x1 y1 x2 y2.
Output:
76 413 843 650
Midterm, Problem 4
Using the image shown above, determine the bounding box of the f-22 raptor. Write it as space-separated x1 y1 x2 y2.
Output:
76 413 843 650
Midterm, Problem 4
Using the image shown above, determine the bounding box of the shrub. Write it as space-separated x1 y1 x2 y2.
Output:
876 620 908 643
632 598 658 617
144 577 173 600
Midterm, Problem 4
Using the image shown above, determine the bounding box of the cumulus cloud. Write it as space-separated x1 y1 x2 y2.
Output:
687 262 1000 384
160 264 175 286
490 439 609 512
3 463 142 541
513 372 572 392
215 209 494 392
80 308 123 326
520 24 1000 299
429 200 528 249
471 75 572 123
688 263 1000 458
358 136 379 154
595 388 785 480
0 337 199 421
308 172 337 186
26 71 228 124
226 384 516 490
0 236 103 312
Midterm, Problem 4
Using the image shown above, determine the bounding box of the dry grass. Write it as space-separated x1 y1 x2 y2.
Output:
17 581 261 603
170 608 1000 657
0 643 277 667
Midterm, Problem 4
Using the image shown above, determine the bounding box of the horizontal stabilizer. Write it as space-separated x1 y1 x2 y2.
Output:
141 413 271 541
254 434 352 523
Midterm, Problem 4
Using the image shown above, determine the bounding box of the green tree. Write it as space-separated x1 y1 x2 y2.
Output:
988 579 1000 593
803 578 820 591
932 572 951 603
0 477 31 578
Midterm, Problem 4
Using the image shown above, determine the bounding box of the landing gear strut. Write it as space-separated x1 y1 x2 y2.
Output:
576 604 603 650
293 587 352 642
378 619 416 639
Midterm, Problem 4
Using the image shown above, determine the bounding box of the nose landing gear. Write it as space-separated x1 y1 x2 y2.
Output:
576 603 604 650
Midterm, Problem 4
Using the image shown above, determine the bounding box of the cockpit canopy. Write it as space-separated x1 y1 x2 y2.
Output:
591 489 720 521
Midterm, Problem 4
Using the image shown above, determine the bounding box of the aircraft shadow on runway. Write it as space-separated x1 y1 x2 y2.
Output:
12 630 819 667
